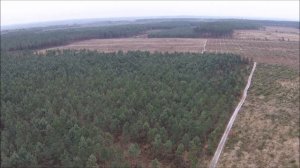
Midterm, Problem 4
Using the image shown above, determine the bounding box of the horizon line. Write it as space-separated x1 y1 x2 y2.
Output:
1 15 299 30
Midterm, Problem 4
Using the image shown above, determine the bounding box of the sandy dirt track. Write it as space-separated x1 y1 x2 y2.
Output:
209 62 257 168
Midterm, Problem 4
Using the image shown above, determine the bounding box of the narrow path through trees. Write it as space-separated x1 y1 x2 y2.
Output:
209 62 257 168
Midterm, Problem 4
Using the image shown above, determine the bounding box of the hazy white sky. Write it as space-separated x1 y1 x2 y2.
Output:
1 1 299 26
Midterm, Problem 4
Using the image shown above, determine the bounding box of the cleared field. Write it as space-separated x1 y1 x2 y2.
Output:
234 26 300 42
44 38 207 53
205 39 299 69
43 38 299 69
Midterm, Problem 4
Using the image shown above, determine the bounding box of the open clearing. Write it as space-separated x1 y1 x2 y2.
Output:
234 26 300 42
44 38 207 53
42 37 299 69
205 39 299 69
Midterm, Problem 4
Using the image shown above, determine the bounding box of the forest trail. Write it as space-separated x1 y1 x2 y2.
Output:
202 39 207 53
209 62 257 168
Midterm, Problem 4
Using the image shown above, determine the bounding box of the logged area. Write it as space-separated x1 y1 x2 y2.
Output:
43 38 208 53
234 26 300 41
1 50 251 167
43 36 299 69
205 39 299 69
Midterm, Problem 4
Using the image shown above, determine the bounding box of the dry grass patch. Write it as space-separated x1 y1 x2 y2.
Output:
218 64 299 168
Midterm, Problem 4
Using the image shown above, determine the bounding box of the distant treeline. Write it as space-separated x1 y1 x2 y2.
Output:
149 21 260 38
1 24 150 51
249 20 300 29
1 21 200 51
1 19 298 51
194 21 259 38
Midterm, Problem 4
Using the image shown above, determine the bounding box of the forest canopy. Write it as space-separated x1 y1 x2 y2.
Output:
1 50 251 167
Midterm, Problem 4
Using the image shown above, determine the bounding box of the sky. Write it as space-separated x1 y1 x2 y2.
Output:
1 1 299 26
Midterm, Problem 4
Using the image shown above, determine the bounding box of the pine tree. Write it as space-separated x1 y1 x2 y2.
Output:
8 152 20 167
17 146 38 167
122 122 130 142
86 154 98 168
152 134 162 153
189 141 199 168
164 140 173 154
176 143 184 156
151 158 161 168
182 133 190 150
128 143 141 167
128 143 141 159
60 150 72 167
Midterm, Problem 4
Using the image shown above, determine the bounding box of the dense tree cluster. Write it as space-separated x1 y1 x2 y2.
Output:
194 21 259 38
248 20 300 29
149 21 259 38
193 22 235 38
1 50 251 167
